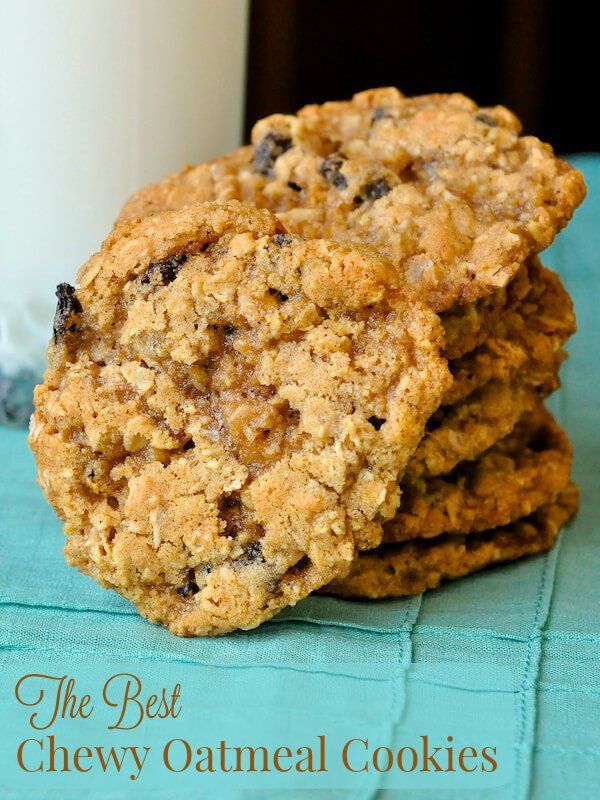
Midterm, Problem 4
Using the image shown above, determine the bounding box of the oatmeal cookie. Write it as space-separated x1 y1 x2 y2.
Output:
30 201 449 636
441 261 531 360
387 404 572 542
407 379 544 480
324 483 579 599
444 261 574 405
119 87 585 312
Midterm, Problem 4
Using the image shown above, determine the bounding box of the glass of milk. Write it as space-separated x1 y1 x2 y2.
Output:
0 0 248 421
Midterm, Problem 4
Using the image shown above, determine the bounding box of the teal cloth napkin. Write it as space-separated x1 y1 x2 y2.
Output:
1 156 599 800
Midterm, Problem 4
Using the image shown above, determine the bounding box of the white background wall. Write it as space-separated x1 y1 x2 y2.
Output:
0 0 249 374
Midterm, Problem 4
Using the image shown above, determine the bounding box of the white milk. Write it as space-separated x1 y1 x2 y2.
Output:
0 0 249 375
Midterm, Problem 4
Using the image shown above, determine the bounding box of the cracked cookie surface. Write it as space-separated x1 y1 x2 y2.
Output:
119 88 585 312
324 484 579 599
30 201 449 636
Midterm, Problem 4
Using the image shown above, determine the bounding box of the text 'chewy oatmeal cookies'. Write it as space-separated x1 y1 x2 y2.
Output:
119 88 585 313
30 201 450 636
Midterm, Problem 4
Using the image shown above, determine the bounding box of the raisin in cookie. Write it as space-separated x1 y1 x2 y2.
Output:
119 88 585 312
324 484 579 599
387 404 572 542
30 201 449 636
119 151 533 363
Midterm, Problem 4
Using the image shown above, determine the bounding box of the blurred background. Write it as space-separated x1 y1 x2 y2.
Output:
0 0 597 423
246 0 597 154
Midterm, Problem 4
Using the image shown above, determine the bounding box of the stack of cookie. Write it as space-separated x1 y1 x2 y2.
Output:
31 89 585 635
118 89 585 604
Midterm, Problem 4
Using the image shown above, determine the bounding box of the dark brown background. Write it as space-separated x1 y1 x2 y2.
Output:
245 0 596 154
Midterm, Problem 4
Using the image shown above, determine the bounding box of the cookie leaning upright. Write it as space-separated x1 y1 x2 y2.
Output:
30 201 450 636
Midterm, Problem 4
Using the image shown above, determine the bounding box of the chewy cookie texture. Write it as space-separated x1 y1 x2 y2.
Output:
31 88 585 635
324 484 579 599
385 403 573 544
30 201 449 636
